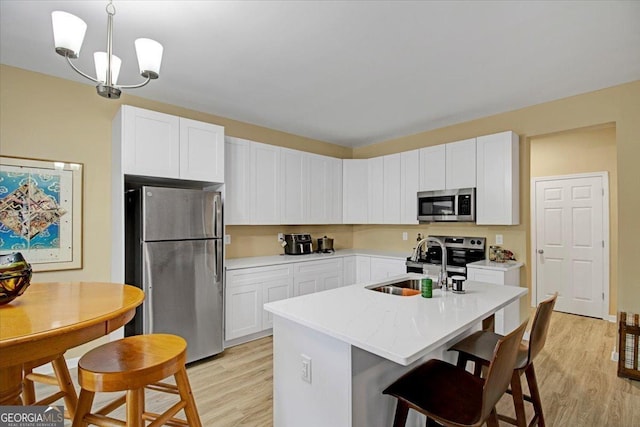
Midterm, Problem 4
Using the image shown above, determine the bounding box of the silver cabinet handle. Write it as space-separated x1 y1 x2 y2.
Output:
538 249 544 254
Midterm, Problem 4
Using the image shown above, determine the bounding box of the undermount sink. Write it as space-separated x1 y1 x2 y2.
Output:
367 278 422 296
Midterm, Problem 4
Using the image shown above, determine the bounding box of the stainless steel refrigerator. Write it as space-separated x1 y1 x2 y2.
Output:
124 185 223 363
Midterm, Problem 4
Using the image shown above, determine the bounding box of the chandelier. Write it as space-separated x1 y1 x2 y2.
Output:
51 1 163 99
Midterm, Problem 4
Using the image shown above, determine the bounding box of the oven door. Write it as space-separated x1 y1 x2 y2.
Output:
417 191 458 222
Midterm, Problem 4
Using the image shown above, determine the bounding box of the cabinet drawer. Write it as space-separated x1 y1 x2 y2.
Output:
226 264 293 288
467 268 505 285
294 258 344 275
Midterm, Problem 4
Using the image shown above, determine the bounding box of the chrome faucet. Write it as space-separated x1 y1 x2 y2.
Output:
410 236 448 290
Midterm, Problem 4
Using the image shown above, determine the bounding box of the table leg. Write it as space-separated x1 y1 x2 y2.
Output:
0 365 24 405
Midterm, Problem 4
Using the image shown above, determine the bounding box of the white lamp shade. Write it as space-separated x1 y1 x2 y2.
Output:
94 52 122 85
135 38 163 77
51 11 87 57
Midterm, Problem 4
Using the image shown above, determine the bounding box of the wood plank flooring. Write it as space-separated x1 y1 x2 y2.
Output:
38 311 639 426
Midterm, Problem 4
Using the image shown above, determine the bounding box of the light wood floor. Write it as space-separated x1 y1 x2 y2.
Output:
38 311 639 426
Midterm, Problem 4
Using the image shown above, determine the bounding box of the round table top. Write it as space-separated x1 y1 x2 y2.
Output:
0 282 144 348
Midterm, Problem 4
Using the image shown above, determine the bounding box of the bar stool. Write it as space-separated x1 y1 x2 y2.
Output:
449 293 557 427
22 354 78 419
72 334 201 427
383 321 527 427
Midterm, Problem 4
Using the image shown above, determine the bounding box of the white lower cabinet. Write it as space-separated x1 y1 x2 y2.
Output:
294 258 344 296
343 256 356 286
370 257 406 281
466 265 522 335
356 256 371 283
225 264 293 341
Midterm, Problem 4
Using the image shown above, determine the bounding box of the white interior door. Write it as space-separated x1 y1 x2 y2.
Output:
533 174 607 318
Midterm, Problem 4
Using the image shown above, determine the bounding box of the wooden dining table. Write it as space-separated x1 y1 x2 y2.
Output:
0 282 144 406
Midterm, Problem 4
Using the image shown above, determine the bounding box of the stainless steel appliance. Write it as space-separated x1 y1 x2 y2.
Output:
417 188 475 222
316 236 335 253
406 235 485 278
125 186 223 363
283 233 313 255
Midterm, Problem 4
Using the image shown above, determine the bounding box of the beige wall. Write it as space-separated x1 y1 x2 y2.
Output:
530 125 618 313
1 64 639 326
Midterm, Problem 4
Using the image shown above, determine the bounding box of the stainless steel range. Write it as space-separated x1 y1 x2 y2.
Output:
406 235 486 278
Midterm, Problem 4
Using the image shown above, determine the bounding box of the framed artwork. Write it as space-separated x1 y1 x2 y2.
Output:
0 156 83 271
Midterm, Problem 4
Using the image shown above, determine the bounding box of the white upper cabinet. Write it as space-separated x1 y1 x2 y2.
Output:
368 156 385 224
307 153 343 225
179 118 225 182
343 159 369 224
119 105 224 182
225 137 252 225
280 148 306 225
383 154 402 224
419 145 446 191
446 138 476 189
225 137 280 225
419 138 476 191
121 106 180 178
476 131 519 225
400 150 420 224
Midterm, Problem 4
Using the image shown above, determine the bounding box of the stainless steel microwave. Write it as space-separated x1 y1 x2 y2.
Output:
417 188 475 222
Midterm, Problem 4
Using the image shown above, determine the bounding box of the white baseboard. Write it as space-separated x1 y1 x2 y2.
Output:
608 314 617 323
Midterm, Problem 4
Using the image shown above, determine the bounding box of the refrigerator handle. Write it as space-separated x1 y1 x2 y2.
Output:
214 193 223 238
215 239 223 285
143 245 154 334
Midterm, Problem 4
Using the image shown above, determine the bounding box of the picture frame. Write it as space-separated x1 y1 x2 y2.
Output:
0 156 83 271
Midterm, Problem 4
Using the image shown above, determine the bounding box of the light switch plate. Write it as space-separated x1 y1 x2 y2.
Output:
301 354 312 383
402 232 408 241
496 234 503 245
224 234 231 245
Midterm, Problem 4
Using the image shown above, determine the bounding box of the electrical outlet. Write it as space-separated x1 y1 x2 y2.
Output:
495 234 503 245
224 234 231 245
301 354 312 383
278 232 284 242
402 232 408 241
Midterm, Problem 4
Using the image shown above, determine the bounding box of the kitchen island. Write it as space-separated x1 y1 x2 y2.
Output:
264 274 527 427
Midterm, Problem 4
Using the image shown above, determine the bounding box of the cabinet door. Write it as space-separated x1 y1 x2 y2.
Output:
343 256 356 286
400 150 420 224
307 153 331 224
122 105 180 178
225 138 252 224
320 258 344 291
356 256 371 283
476 131 519 225
467 268 504 284
445 138 476 189
343 160 369 224
370 257 406 281
419 145 446 191
253 142 281 224
329 158 343 224
225 284 262 340
294 276 320 296
179 118 224 182
383 154 401 224
262 279 293 330
368 157 384 224
280 148 306 224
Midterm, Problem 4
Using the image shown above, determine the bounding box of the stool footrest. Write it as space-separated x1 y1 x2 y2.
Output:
25 373 60 386
95 395 127 416
144 401 187 427
84 413 127 427
32 391 66 406
146 381 179 395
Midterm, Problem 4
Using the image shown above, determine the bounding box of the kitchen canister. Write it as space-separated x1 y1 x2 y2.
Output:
421 277 432 298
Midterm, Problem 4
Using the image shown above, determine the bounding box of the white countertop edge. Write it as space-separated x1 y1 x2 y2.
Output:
466 259 524 271
225 248 409 270
265 282 528 366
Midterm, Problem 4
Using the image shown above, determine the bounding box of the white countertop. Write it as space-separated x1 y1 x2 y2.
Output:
225 249 409 270
264 273 527 366
466 259 524 271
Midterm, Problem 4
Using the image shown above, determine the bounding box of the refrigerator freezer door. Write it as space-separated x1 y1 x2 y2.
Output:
142 238 223 363
142 186 221 241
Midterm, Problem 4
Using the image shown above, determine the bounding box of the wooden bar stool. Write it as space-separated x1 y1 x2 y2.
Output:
72 334 201 427
22 353 78 419
383 321 527 427
449 293 557 427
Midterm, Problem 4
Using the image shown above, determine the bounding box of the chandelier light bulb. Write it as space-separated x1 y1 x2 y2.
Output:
51 11 87 58
135 38 163 79
94 52 122 85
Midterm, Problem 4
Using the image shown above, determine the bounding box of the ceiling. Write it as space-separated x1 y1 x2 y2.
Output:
1 1 639 147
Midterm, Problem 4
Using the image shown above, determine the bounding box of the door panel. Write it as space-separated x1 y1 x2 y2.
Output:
535 175 604 317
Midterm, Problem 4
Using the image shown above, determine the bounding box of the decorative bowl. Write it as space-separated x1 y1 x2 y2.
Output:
0 252 33 305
